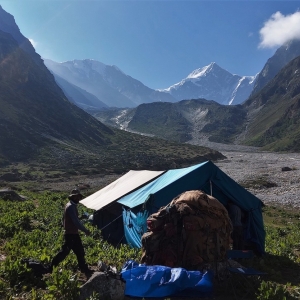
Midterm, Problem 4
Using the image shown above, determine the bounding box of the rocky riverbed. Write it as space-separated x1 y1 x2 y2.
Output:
198 139 300 209
215 150 300 208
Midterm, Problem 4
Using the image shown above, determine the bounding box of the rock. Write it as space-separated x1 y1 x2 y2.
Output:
79 271 125 300
0 189 27 201
78 183 91 190
281 167 292 172
97 260 108 272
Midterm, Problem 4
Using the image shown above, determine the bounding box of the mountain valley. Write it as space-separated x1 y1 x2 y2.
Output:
0 3 300 182
93 53 300 153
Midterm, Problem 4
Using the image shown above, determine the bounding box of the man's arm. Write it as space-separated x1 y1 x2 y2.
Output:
67 205 90 234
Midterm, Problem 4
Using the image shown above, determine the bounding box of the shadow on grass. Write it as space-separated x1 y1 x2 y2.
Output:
262 253 300 286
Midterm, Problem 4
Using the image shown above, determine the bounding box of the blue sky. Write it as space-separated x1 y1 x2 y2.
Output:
1 1 300 89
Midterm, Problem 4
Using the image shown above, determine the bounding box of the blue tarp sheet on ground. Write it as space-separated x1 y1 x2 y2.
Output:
121 260 214 298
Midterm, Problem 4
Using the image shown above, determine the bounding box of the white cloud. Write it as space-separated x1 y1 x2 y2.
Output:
259 11 300 48
29 38 37 48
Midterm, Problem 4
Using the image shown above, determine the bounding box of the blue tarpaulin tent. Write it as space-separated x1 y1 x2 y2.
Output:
81 161 265 254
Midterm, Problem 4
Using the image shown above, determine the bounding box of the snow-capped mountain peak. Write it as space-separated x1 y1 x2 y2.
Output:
187 62 218 79
111 65 125 74
44 57 256 108
61 59 107 77
161 62 256 105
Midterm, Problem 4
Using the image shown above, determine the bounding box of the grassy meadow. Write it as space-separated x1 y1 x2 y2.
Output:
0 192 299 299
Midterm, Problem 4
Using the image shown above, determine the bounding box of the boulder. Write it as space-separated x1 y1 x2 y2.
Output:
79 272 125 300
282 167 292 172
0 189 27 201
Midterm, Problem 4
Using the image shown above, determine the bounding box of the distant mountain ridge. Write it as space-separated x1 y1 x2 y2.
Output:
45 41 300 110
44 59 176 108
53 73 108 110
45 59 258 109
160 62 257 105
251 40 300 96
240 54 300 151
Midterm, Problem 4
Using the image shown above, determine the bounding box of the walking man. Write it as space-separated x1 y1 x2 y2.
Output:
51 189 92 275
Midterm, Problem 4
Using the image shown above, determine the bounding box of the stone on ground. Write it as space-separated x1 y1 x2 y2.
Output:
79 271 125 300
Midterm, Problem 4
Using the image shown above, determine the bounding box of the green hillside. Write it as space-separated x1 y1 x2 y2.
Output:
96 99 247 144
242 56 300 151
0 30 113 163
128 102 192 142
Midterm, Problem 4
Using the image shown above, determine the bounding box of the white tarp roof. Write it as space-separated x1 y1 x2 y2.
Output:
80 170 165 211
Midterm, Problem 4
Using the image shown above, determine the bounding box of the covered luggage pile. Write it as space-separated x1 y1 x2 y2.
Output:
141 190 232 270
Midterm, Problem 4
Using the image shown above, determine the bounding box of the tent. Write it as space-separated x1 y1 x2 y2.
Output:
80 161 265 254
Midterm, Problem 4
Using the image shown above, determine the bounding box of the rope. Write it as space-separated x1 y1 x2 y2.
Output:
98 214 123 231
116 235 125 248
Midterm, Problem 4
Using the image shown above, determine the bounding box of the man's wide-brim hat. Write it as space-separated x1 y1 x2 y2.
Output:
68 189 83 199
